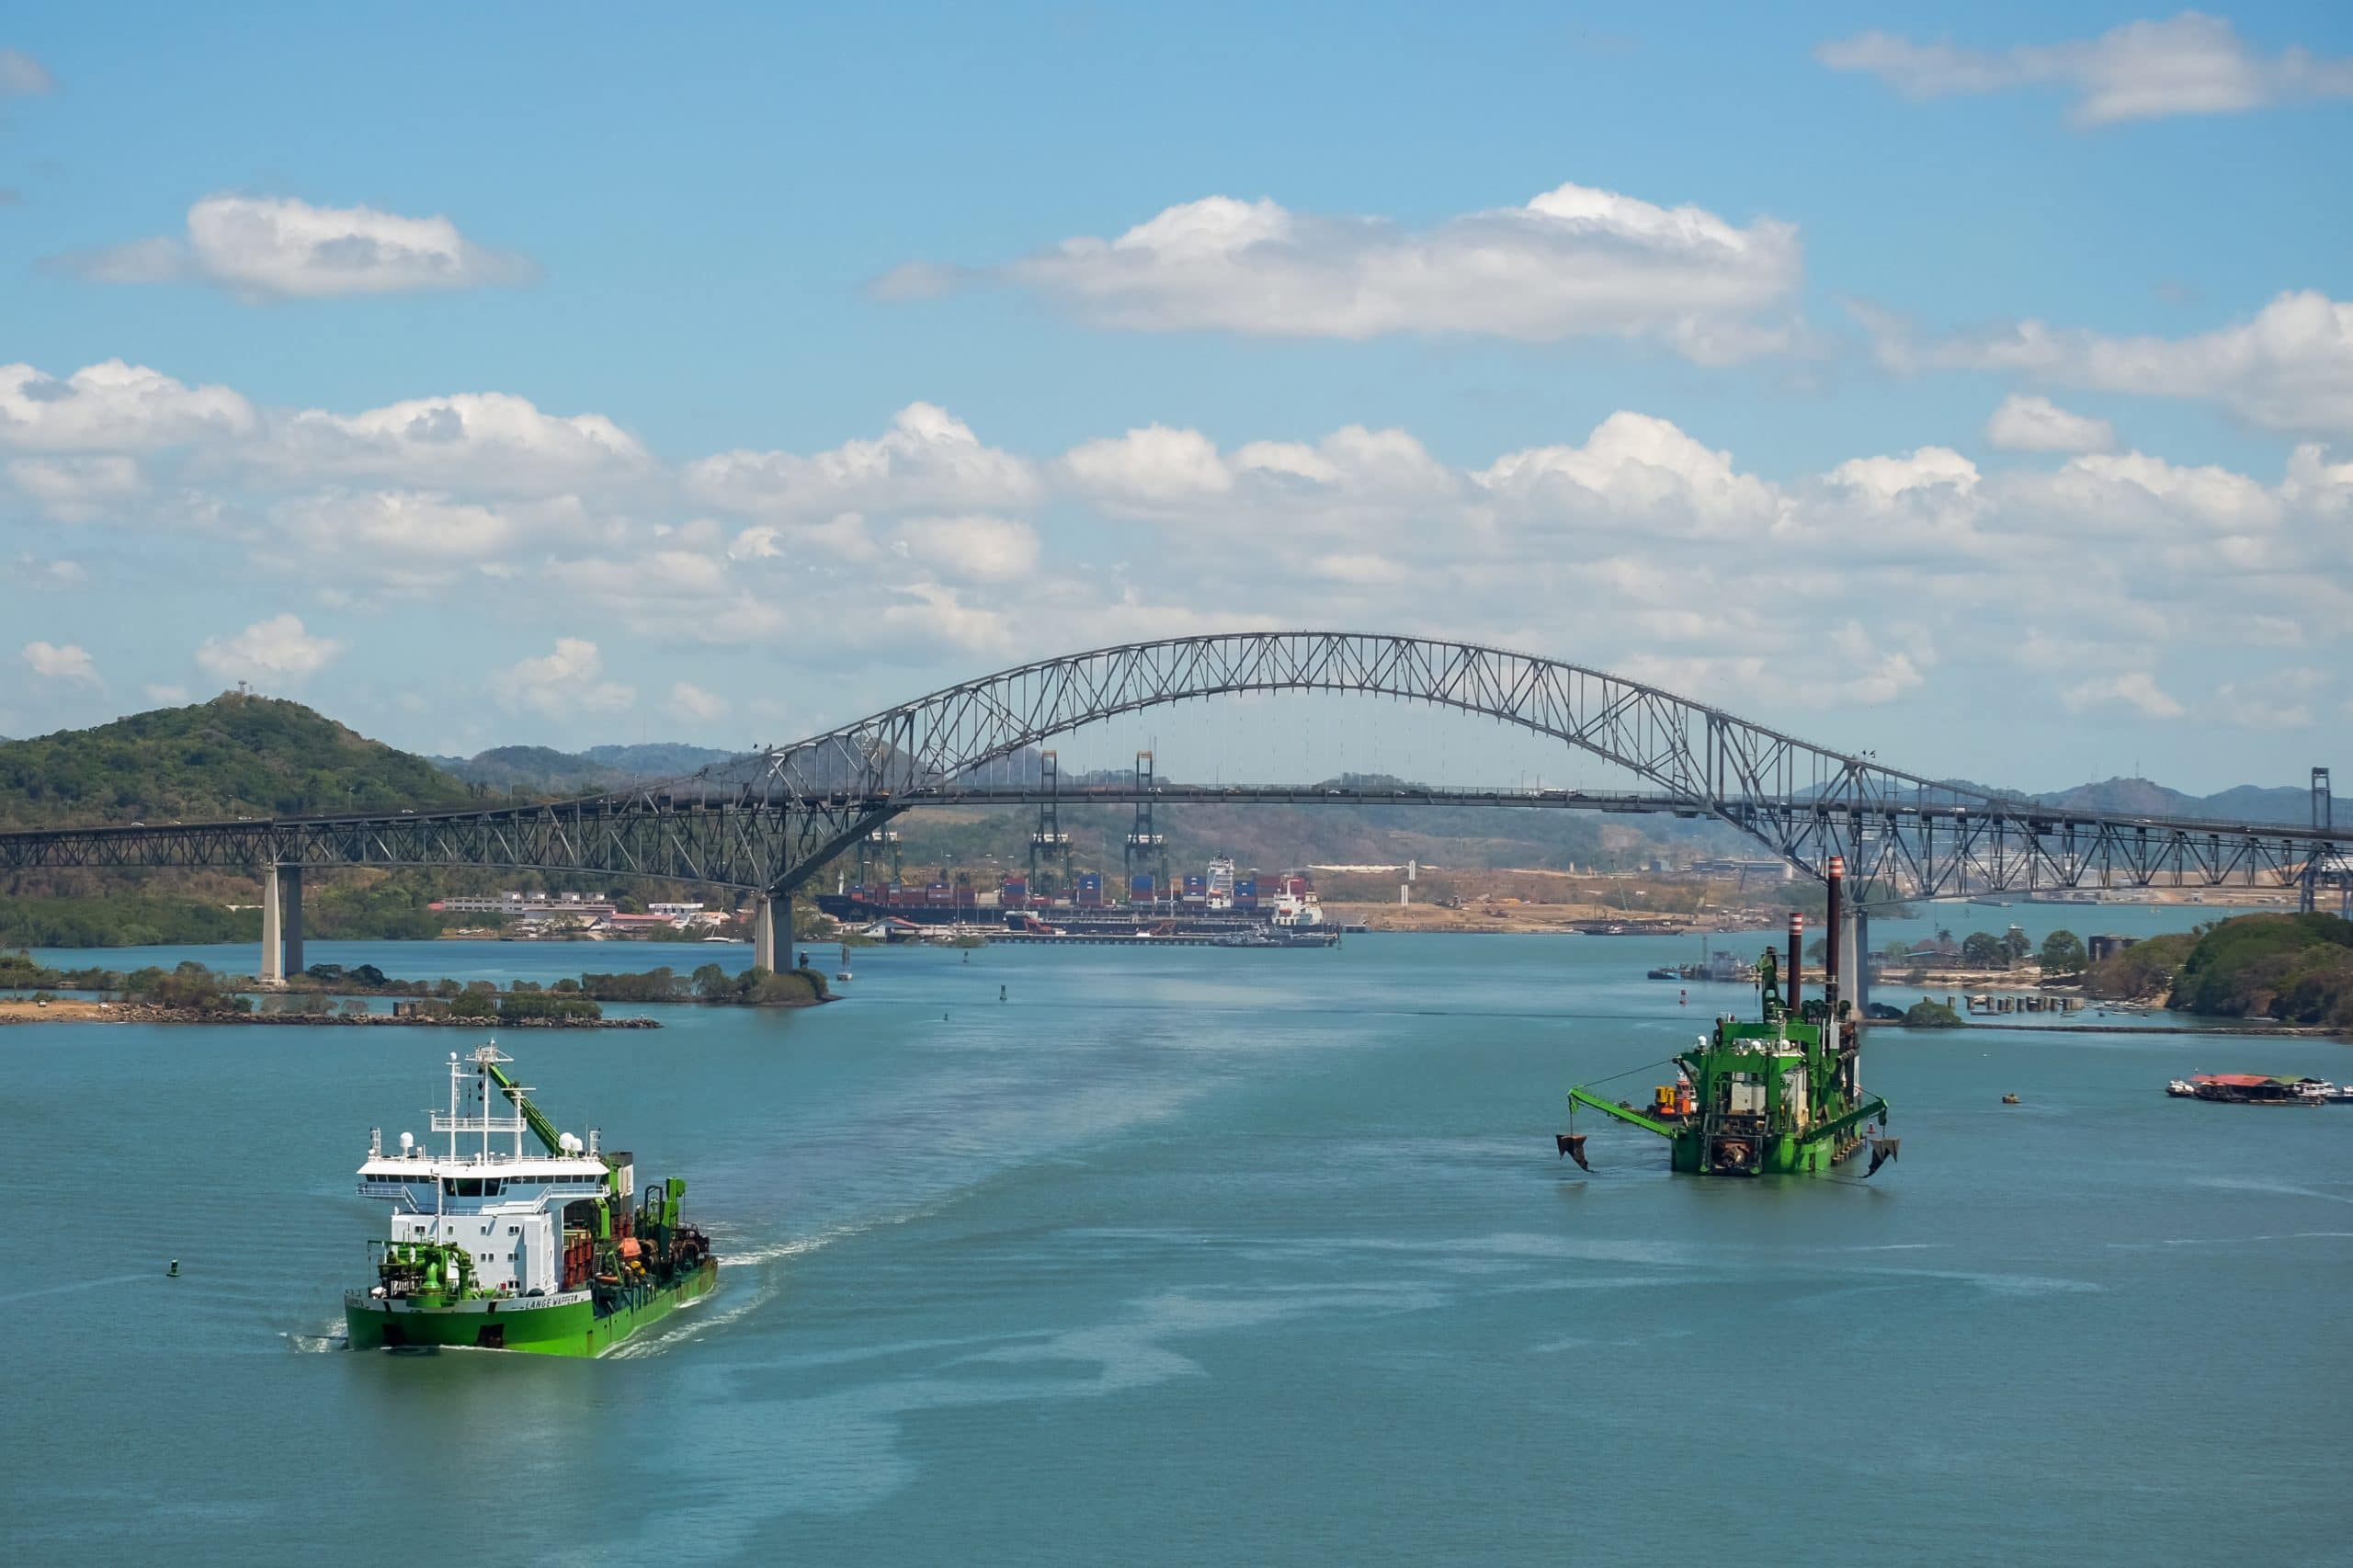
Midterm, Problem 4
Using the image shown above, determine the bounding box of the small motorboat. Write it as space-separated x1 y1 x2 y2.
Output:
2001 1093 2020 1105
2165 1079 2196 1097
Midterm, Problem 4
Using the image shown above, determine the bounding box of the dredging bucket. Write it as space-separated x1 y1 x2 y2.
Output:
1555 1133 1590 1171
1865 1138 1901 1177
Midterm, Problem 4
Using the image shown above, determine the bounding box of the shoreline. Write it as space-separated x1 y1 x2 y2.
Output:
0 998 661 1028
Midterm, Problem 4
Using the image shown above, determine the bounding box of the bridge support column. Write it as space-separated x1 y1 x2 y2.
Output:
752 894 779 973
281 865 305 977
1850 908 1870 1019
259 865 284 986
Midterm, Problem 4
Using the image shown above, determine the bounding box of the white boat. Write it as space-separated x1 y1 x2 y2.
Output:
2165 1079 2195 1097
1269 887 1325 930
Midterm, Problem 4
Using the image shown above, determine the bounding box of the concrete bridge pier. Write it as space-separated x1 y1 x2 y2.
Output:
259 865 282 984
256 863 306 984
752 892 780 972
281 866 305 976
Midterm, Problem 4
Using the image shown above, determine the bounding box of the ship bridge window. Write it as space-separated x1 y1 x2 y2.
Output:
444 1178 506 1197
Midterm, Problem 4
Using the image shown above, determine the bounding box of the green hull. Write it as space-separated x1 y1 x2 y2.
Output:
1668 1131 1847 1176
346 1259 718 1358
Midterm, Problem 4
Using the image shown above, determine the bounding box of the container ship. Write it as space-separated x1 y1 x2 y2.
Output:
1558 857 1897 1178
345 1044 718 1356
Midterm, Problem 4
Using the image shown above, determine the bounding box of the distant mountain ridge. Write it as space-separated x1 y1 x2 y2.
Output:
1943 774 2346 826
430 741 742 794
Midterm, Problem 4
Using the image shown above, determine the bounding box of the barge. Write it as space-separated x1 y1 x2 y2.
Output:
2171 1073 2343 1105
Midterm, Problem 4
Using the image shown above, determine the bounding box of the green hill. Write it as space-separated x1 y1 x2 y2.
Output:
0 693 476 831
2165 913 2353 1028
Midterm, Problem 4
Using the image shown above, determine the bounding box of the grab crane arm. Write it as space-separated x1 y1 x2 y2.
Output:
483 1060 567 1156
1567 1085 1679 1138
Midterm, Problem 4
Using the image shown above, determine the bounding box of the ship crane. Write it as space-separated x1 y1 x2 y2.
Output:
477 1045 571 1157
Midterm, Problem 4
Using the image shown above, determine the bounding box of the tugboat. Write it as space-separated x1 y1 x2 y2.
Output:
1558 857 1895 1178
345 1044 718 1356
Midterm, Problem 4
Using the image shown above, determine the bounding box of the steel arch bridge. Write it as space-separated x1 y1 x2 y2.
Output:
3 632 2347 916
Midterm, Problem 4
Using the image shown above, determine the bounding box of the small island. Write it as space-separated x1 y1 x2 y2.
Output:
0 956 831 1027
1877 913 2352 1034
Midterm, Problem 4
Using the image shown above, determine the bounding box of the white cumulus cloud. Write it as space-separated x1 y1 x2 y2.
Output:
687 403 1040 517
494 638 634 718
1818 12 2353 126
53 194 539 300
7 454 144 518
891 181 1803 362
7 554 86 589
0 360 257 450
1063 422 1459 527
273 490 523 561
1062 425 1234 513
2061 670 2186 719
21 640 101 686
1477 413 1789 539
668 682 726 723
892 515 1040 582
195 613 345 686
260 392 648 490
1870 290 2353 436
1984 393 2118 453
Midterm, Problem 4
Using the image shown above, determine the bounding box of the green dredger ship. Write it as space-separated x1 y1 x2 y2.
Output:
1559 856 1899 1178
345 1044 718 1356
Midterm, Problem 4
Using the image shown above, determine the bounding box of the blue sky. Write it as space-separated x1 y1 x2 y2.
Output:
3 3 2348 793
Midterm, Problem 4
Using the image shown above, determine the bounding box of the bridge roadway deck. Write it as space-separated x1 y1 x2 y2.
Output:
0 782 2342 902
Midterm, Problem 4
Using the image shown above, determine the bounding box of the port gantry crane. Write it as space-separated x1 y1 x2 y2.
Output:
1124 750 1168 908
1029 748 1074 898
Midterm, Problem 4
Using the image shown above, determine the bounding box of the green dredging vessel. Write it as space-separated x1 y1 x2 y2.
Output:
345 1044 718 1356
1559 856 1898 1178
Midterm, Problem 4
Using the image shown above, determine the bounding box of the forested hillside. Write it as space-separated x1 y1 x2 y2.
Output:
0 694 475 830
2165 913 2353 1028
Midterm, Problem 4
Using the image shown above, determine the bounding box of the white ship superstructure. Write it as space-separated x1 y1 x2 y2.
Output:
1269 885 1324 928
357 1046 619 1299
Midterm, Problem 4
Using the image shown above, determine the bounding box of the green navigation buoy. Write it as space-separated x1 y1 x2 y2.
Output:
1000 984 1007 1002
167 1259 179 1278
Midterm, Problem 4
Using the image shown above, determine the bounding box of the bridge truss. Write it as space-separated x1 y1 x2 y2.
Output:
2 632 2346 908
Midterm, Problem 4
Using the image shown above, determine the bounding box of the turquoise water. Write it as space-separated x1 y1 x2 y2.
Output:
4 934 2348 1565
